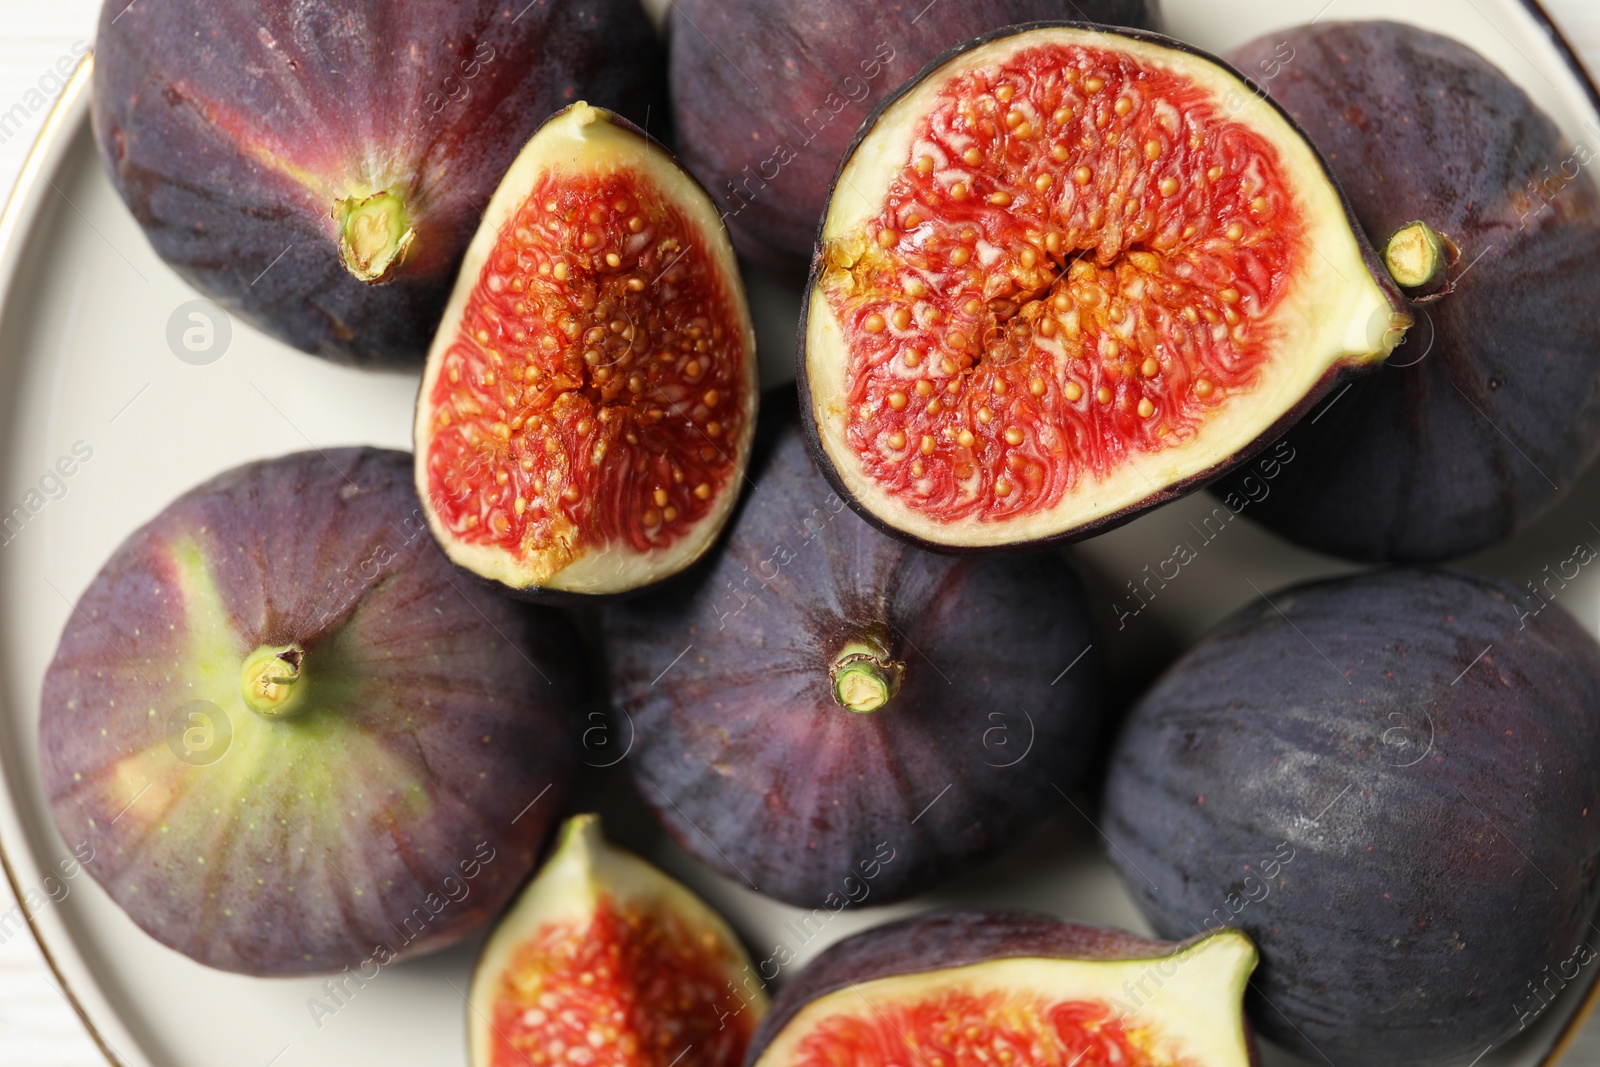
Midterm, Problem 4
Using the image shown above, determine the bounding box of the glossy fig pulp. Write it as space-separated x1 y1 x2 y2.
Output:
468 815 766 1067
749 912 1257 1067
801 23 1407 550
415 103 758 599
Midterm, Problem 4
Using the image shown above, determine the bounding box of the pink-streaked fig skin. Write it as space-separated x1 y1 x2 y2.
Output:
40 449 588 976
93 0 664 367
667 0 1160 278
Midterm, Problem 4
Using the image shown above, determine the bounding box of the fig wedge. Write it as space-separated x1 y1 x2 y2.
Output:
469 814 766 1067
415 103 758 600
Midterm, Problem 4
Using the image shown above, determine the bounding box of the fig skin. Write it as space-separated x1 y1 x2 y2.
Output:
602 415 1105 908
40 449 588 976
667 0 1160 279
1216 22 1600 561
92 0 664 368
1102 567 1600 1067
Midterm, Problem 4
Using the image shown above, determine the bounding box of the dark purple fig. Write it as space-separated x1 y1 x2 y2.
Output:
798 22 1408 552
1102 567 1600 1067
93 0 664 367
1215 22 1600 561
40 449 587 976
747 911 1257 1067
602 417 1106 907
668 0 1161 278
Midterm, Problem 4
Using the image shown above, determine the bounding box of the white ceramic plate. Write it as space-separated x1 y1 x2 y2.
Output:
4 3 1600 1065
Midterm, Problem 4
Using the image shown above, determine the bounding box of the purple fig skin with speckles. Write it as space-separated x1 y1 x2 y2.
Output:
92 0 664 367
1102 567 1600 1067
1215 22 1600 561
40 449 588 976
667 0 1160 279
602 418 1106 908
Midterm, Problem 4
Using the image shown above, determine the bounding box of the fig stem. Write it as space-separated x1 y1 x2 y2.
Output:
1383 221 1452 294
830 641 904 714
241 643 310 719
334 190 415 283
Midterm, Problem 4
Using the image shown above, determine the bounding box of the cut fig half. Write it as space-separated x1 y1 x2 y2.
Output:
416 103 758 598
749 912 1258 1067
800 23 1410 550
469 814 767 1067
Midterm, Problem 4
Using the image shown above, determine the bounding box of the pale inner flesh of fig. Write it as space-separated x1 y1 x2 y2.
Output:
470 815 765 1067
754 930 1255 1067
805 29 1403 547
418 104 757 594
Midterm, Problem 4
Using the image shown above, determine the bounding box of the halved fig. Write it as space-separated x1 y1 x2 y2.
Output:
748 912 1257 1067
800 23 1409 550
469 814 766 1067
415 103 758 598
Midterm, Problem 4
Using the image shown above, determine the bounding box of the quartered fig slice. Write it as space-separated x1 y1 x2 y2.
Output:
800 23 1409 550
748 912 1258 1067
415 103 758 599
469 814 766 1067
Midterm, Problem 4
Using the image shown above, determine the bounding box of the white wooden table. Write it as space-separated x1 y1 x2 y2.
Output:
3 1 1600 1064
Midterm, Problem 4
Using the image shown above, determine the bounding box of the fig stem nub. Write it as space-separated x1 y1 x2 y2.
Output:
830 641 904 714
241 643 310 719
1384 221 1451 294
335 190 415 283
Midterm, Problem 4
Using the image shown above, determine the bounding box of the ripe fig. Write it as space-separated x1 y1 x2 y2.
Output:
602 416 1105 908
415 103 758 601
40 449 587 976
93 0 664 367
799 23 1409 552
1215 22 1600 561
1102 567 1600 1066
469 814 765 1067
747 911 1258 1067
668 0 1161 278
